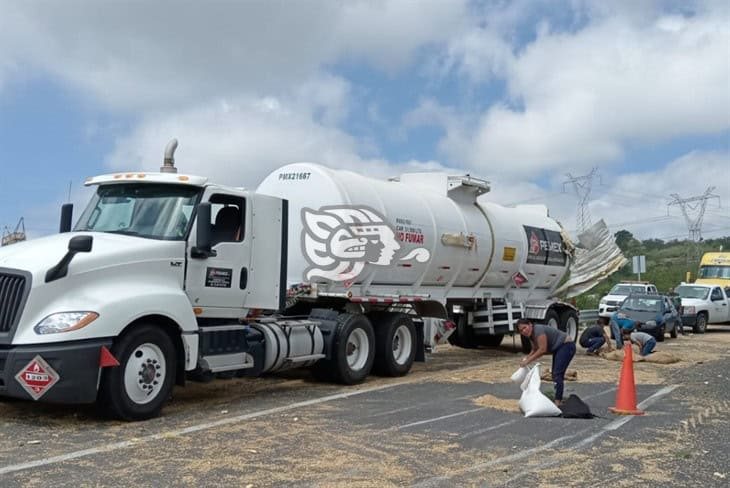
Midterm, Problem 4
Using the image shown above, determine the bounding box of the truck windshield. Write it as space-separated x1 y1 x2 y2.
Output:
698 266 730 279
675 286 710 300
75 183 201 240
609 285 645 295
621 296 661 312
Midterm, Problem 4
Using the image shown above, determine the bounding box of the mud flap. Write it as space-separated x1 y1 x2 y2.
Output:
415 321 426 362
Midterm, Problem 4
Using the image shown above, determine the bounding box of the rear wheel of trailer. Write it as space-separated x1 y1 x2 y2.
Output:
370 312 417 377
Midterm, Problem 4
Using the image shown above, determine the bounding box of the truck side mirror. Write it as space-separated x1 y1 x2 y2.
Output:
68 235 93 253
60 203 73 233
45 235 93 283
191 202 216 259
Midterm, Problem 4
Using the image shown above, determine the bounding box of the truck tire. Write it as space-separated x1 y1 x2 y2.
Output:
656 326 665 342
559 310 579 342
99 324 176 421
371 313 417 377
478 334 505 347
447 314 478 349
693 313 707 334
545 310 560 330
318 313 375 385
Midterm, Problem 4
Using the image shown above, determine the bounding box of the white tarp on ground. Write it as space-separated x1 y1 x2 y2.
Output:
554 219 628 299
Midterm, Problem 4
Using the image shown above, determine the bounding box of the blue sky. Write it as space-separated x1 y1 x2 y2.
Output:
0 0 728 241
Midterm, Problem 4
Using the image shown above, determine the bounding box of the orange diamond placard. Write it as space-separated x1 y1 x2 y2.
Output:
15 355 60 400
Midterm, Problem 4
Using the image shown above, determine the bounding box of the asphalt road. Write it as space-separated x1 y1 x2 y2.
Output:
0 328 728 487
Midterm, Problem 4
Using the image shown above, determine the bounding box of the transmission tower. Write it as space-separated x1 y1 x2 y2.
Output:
563 168 600 234
1 217 27 247
668 187 720 268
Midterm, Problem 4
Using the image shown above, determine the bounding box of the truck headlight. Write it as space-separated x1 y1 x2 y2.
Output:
34 312 99 335
683 306 695 315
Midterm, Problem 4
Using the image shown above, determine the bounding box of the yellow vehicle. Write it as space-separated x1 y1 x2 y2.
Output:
696 252 730 287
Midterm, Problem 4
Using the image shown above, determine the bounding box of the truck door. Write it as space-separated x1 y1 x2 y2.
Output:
185 191 252 314
710 287 728 322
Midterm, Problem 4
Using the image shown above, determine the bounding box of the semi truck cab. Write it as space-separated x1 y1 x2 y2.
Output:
0 145 311 420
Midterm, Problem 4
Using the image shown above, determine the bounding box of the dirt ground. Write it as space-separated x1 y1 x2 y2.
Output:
1 328 728 487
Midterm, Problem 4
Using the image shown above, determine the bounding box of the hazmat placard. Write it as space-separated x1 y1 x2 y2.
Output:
15 355 60 400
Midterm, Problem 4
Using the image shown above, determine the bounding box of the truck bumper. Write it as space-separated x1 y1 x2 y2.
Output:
680 315 696 326
0 339 112 404
638 323 663 338
598 306 619 318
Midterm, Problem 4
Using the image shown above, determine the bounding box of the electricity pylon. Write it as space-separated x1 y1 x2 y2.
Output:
563 168 600 234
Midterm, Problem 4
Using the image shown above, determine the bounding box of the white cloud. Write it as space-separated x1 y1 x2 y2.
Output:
105 93 450 190
0 0 469 110
455 146 728 249
2 0 729 247
592 150 730 240
430 3 730 178
335 0 468 72
482 150 730 241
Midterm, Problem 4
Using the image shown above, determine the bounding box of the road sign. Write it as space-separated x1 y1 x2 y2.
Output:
632 255 646 280
15 355 60 400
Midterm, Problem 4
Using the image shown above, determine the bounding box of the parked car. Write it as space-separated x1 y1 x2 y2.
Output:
674 283 730 334
616 293 681 341
599 282 658 318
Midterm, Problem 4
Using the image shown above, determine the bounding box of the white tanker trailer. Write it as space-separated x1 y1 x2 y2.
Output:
0 141 620 419
257 163 576 349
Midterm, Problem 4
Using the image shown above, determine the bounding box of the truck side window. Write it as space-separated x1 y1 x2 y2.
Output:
711 288 722 301
210 194 245 245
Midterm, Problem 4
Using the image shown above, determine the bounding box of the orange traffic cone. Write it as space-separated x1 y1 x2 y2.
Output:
609 342 645 415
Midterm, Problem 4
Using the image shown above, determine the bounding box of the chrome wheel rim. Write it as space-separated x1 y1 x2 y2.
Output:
392 325 413 365
124 343 166 404
346 329 369 371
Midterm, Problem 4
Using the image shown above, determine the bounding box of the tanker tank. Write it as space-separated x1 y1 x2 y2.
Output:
256 163 569 298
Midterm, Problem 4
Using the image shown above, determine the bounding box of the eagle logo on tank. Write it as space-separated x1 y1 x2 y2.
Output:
301 206 431 282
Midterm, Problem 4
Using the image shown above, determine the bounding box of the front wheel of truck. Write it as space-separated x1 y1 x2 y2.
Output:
99 324 176 421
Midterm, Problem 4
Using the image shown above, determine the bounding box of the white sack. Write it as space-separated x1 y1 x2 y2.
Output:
510 366 528 384
519 363 539 392
519 365 562 418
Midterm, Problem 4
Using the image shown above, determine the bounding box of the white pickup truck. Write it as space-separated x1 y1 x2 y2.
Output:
598 282 658 318
674 283 730 333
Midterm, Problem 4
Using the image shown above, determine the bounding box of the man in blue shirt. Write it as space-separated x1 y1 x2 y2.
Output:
609 312 636 349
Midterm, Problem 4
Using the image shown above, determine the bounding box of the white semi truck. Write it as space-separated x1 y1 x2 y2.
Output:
0 141 606 420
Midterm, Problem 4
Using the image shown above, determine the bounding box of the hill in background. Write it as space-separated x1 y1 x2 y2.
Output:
573 230 730 309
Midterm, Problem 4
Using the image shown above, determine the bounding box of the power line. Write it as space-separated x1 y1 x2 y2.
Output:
563 168 600 234
652 226 730 241
668 187 722 268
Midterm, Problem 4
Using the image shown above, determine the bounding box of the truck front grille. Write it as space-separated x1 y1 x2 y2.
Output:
0 272 26 333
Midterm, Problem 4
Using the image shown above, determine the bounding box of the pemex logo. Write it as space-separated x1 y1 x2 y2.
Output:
301 206 430 283
529 231 540 256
